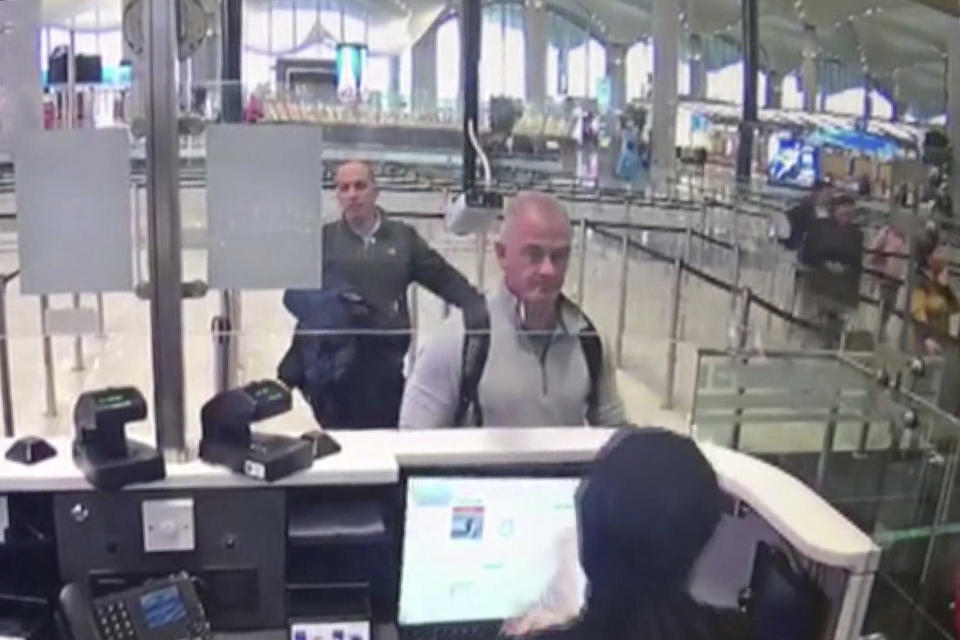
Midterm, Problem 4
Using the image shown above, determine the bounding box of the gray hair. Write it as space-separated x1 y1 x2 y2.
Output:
501 191 571 241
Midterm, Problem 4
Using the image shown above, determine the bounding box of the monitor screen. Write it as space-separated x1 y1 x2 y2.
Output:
139 585 187 629
398 476 587 626
767 134 819 188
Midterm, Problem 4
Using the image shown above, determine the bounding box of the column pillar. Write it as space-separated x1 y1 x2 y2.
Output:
605 43 627 112
221 0 242 123
122 7 146 123
802 23 818 112
412 22 438 114
0 0 42 153
737 0 759 181
524 1 548 108
947 26 960 216
388 55 401 104
651 0 679 184
689 33 707 100
145 0 187 452
191 9 221 92
863 74 873 121
765 69 782 108
891 67 905 122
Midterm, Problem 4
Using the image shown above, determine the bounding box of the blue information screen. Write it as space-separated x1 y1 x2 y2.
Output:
139 586 187 629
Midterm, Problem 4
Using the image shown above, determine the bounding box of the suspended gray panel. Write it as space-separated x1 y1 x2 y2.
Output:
206 124 324 290
16 128 133 295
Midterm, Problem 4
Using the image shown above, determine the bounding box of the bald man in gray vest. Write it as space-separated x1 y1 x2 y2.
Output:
399 191 625 428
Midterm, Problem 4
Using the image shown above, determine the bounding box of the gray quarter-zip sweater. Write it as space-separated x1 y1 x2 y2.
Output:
399 281 626 428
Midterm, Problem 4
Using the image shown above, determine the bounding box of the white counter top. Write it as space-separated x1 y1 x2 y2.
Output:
0 427 879 574
0 435 399 491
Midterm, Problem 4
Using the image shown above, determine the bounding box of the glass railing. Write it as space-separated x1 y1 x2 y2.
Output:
691 348 960 639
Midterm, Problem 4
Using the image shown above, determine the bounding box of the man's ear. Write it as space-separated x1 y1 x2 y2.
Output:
494 241 506 261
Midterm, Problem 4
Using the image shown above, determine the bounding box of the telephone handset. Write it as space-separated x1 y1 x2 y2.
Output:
59 573 212 640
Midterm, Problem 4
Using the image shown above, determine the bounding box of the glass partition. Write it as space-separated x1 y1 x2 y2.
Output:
692 348 960 638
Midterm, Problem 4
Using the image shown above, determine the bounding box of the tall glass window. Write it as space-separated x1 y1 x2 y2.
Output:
707 63 742 104
781 73 803 109
437 17 461 104
626 40 651 100
824 88 865 116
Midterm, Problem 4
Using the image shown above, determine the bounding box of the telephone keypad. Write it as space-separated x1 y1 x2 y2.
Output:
95 601 137 640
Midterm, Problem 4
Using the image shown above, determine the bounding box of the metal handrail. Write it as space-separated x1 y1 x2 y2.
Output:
0 270 20 437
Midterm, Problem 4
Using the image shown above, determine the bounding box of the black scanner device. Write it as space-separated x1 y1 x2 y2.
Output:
199 380 313 481
73 387 165 490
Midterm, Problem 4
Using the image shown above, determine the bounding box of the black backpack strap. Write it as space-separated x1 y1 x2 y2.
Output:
454 303 491 427
562 297 603 419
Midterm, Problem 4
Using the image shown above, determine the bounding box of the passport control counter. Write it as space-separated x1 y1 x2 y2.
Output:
0 427 880 640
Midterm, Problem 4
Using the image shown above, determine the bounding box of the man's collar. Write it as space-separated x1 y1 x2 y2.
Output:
342 207 384 240
494 280 572 335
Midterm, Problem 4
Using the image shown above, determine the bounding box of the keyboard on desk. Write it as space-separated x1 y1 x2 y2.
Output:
400 621 504 640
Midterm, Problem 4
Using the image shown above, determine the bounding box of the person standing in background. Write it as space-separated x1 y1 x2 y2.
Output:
869 223 906 341
279 161 483 429
911 250 959 356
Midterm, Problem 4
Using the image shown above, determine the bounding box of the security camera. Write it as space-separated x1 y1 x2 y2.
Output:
445 189 504 236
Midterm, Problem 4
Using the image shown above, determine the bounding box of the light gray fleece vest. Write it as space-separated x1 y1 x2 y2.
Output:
475 285 593 427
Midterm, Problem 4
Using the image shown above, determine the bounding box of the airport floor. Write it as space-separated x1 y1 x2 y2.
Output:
0 188 894 453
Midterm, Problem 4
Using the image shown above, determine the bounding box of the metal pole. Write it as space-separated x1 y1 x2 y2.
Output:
39 295 57 417
461 0 481 192
575 217 588 305
736 288 751 351
71 293 84 371
215 291 239 392
815 390 840 491
221 0 243 124
730 242 742 312
67 31 76 127
216 0 244 396
614 233 630 367
0 280 14 437
730 288 751 450
96 292 106 337
145 0 187 453
698 202 707 269
663 247 683 409
133 183 144 284
736 0 758 181
476 231 487 289
409 285 420 369
899 222 917 352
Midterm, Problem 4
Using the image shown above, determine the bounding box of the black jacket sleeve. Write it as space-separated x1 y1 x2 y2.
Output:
782 201 814 251
408 227 484 310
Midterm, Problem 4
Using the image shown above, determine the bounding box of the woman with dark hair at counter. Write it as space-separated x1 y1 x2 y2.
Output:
505 428 753 640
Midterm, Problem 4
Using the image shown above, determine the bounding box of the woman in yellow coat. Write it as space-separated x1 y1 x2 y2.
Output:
911 252 959 355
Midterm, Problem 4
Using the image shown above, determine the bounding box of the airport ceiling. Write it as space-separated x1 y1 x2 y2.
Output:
42 0 955 113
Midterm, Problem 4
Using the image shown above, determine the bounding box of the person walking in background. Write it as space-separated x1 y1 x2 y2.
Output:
279 161 483 429
792 194 864 349
869 223 906 341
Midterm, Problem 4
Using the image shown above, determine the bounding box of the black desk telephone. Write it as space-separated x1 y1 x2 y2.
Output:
59 574 212 640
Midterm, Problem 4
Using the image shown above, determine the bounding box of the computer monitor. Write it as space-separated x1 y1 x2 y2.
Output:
398 476 587 627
